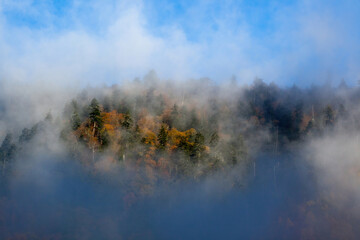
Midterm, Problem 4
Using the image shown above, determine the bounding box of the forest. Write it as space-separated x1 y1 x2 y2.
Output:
1 75 360 239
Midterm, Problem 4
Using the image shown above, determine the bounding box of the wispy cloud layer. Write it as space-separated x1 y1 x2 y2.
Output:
0 0 359 86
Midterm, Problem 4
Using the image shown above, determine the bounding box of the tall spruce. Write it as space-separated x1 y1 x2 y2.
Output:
157 125 168 149
71 100 81 130
89 98 103 134
0 134 17 171
121 113 133 130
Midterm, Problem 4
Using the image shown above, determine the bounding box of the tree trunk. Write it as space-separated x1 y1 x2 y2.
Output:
93 122 96 137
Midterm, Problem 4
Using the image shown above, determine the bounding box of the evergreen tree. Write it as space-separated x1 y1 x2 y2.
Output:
71 111 81 130
19 124 38 143
291 103 303 140
192 132 205 159
89 98 103 131
70 100 81 130
0 134 17 170
209 131 219 146
121 113 133 130
305 119 314 134
324 105 335 126
99 129 110 147
45 112 53 122
157 125 168 150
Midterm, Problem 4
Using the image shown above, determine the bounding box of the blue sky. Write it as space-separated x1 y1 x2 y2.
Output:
0 0 359 86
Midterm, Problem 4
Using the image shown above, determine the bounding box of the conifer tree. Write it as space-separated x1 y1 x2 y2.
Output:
89 98 103 133
70 100 81 130
122 113 133 130
193 132 205 159
157 125 168 150
324 105 335 126
71 111 81 130
19 124 38 143
0 134 16 171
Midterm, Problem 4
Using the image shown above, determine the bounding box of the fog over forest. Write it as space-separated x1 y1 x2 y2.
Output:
1 0 360 239
1 74 360 239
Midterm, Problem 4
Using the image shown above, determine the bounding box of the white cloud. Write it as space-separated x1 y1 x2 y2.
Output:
0 0 359 88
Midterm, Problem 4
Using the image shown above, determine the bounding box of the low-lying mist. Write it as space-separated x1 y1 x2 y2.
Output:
1 75 360 239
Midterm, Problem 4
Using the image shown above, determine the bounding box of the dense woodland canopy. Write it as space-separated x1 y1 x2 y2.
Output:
1 78 351 183
1 76 360 239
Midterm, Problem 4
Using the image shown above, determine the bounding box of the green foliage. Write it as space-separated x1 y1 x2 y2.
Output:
19 124 38 143
70 100 81 130
121 113 133 130
192 132 205 158
71 111 81 130
209 131 219 146
56 80 353 181
290 103 303 140
324 105 335 126
0 134 17 163
99 129 110 147
89 98 103 129
157 125 168 150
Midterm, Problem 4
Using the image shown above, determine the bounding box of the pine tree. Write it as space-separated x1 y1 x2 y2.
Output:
0 134 17 171
192 132 205 159
131 124 141 142
121 113 133 130
305 120 314 135
324 105 334 126
71 111 81 130
45 112 53 122
291 103 303 140
89 98 103 133
19 124 38 143
157 125 168 150
71 100 81 130
209 131 219 146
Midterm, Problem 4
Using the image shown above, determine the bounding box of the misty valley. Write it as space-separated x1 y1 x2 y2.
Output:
1 78 360 239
